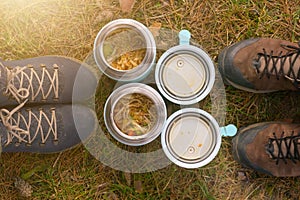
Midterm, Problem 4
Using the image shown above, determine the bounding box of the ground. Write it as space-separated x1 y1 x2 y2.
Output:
0 0 299 199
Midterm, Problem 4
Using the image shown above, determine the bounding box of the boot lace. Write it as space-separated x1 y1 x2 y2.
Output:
1 62 59 103
266 131 300 165
0 100 58 146
253 42 300 89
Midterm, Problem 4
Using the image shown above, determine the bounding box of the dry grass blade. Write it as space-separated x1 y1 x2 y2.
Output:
0 0 300 199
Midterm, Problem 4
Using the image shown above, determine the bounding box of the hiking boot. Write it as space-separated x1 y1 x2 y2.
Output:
218 38 300 93
0 103 97 153
0 55 97 107
232 122 300 177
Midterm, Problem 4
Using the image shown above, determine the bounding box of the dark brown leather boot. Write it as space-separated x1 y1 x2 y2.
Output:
218 38 300 92
0 103 97 153
232 122 300 177
0 55 97 107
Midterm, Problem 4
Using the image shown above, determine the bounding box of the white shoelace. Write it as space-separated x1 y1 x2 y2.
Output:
0 100 58 146
0 62 60 146
2 62 59 103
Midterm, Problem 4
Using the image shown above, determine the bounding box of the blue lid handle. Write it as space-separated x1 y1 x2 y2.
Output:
179 30 191 45
220 124 237 137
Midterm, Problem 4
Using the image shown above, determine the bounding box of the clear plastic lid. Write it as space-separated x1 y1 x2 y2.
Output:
162 53 206 98
161 108 221 168
155 30 215 105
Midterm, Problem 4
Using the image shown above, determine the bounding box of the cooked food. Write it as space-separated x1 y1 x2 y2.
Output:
103 28 146 71
110 49 146 70
113 93 157 136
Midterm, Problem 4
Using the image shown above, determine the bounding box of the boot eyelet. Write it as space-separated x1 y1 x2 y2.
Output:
25 143 32 147
39 142 45 147
53 140 58 145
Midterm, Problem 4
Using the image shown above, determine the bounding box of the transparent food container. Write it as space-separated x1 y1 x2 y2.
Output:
94 19 156 82
104 83 167 146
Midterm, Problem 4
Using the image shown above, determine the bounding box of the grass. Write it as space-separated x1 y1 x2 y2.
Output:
0 0 300 199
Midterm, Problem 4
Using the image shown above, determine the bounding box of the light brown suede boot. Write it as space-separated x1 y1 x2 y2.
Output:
232 122 300 177
218 38 300 93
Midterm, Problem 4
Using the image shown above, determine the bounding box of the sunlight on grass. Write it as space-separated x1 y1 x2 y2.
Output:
0 0 299 199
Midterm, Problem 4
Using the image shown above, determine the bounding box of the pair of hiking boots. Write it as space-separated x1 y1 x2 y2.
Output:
218 38 300 177
0 56 97 153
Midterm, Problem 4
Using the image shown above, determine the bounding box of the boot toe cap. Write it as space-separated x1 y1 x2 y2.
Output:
218 38 259 90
